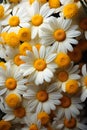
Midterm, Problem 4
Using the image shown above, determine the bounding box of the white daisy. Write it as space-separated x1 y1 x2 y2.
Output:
55 93 83 120
40 16 81 53
20 45 57 85
23 82 62 114
81 64 87 102
55 62 81 90
2 5 30 33
53 116 87 130
0 62 28 96
27 1 54 39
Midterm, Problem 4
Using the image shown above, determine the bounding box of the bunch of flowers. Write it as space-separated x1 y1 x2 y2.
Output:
0 0 87 130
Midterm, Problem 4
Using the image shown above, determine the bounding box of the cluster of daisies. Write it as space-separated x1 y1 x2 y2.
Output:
0 0 87 130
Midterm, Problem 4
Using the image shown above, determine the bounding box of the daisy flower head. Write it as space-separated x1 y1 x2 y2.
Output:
20 45 57 85
0 120 11 130
27 0 54 39
79 17 87 40
23 82 62 114
56 93 83 120
53 116 87 130
2 5 30 33
55 62 81 90
81 64 87 102
40 16 81 53
0 61 28 96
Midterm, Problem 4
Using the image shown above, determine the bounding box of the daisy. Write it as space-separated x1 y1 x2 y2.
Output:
26 0 54 39
20 45 57 85
2 5 30 33
53 116 87 130
55 62 81 90
56 93 83 120
40 16 81 53
0 120 11 130
0 3 12 26
79 17 87 40
0 62 28 96
81 64 87 102
23 82 62 114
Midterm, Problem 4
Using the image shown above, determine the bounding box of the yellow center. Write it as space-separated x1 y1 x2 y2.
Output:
0 62 6 69
9 0 20 3
5 32 20 47
5 77 17 90
14 106 26 118
29 0 35 4
37 112 49 125
79 18 87 31
19 42 32 55
34 59 46 71
83 76 87 87
55 52 71 68
54 29 66 42
57 71 68 82
0 5 4 19
64 117 76 129
37 90 48 102
18 28 31 42
14 54 25 66
38 0 47 4
60 95 71 108
63 3 78 19
31 14 43 26
49 0 60 8
5 93 21 108
9 16 20 27
66 80 79 94
1 32 8 43
29 124 38 130
0 120 11 130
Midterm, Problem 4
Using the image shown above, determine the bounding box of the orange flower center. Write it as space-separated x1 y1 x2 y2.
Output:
0 120 11 130
14 54 25 66
31 14 43 26
29 124 38 130
64 117 76 129
9 16 20 27
36 90 48 102
5 78 17 90
60 95 71 108
57 71 68 82
14 106 26 118
54 29 66 42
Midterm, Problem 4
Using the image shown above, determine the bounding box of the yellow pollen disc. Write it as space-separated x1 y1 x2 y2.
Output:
83 76 87 87
5 32 20 47
38 0 47 4
0 5 4 19
34 59 46 71
18 28 31 42
57 71 68 82
29 124 38 130
55 52 71 68
19 42 32 55
0 120 11 130
35 43 41 51
0 62 6 69
1 32 8 43
60 95 71 108
37 112 49 125
79 18 87 30
31 14 43 26
63 3 78 19
29 0 35 4
14 106 26 118
67 47 82 63
54 29 66 42
9 16 20 27
37 90 48 102
14 54 25 66
5 93 21 108
66 80 79 94
49 0 60 8
9 0 20 3
5 77 17 90
64 117 76 129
